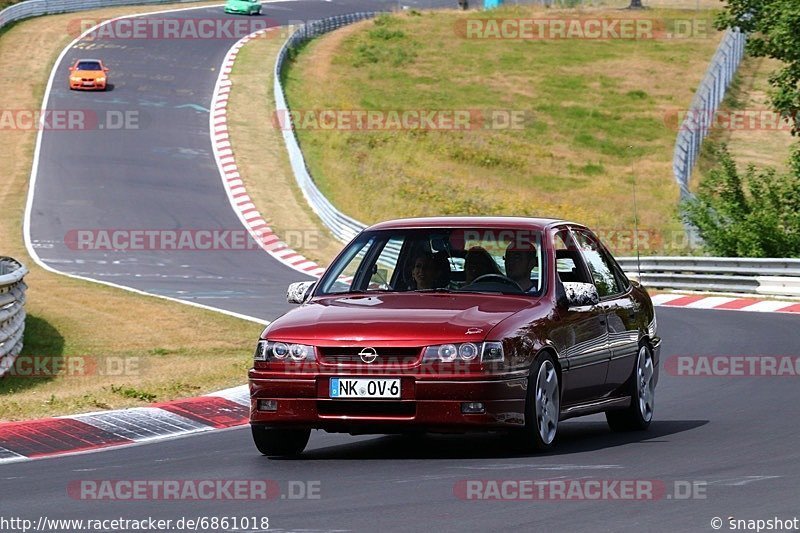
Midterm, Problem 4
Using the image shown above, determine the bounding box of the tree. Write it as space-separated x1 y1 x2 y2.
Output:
716 0 800 134
628 0 645 8
680 146 800 257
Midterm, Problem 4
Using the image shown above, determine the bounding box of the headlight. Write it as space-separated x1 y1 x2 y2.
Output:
70 76 81 81
459 342 479 361
481 342 504 362
423 342 503 363
97 77 106 83
254 340 315 362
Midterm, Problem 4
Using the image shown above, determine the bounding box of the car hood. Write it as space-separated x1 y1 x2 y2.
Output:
265 293 543 344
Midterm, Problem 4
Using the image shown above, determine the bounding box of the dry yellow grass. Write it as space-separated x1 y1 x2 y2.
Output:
0 2 262 421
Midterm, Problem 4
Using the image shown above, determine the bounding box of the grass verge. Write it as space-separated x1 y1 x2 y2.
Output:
278 6 724 256
0 1 261 421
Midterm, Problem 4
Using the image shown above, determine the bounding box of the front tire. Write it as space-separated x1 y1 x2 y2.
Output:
251 426 310 457
515 353 560 451
606 344 655 431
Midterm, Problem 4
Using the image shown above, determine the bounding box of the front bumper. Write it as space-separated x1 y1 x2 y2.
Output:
69 81 106 90
249 374 528 433
224 7 257 14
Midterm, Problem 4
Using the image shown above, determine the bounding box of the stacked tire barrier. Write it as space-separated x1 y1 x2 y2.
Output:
672 29 746 198
0 0 205 32
0 258 27 378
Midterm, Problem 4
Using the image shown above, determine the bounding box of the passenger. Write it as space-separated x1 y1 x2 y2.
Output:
463 246 503 284
412 252 450 289
503 241 538 292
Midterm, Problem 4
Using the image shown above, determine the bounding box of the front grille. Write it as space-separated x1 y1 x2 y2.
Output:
317 400 416 417
317 347 421 365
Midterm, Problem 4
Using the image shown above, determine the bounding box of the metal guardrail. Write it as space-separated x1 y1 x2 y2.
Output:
673 29 746 198
0 0 206 32
0 258 28 378
617 257 800 297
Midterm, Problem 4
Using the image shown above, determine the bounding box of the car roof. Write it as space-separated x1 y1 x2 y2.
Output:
364 216 581 232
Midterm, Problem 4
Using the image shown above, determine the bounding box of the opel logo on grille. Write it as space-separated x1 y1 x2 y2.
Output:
358 347 379 364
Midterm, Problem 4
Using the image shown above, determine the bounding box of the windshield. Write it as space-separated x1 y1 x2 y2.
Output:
316 227 545 296
76 62 102 71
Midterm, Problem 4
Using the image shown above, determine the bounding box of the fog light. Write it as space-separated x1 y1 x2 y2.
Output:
461 402 485 414
257 399 278 412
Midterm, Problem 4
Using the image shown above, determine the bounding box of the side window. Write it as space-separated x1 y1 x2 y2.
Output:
573 230 622 297
553 229 592 284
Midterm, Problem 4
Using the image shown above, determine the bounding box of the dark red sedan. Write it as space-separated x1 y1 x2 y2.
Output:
249 217 660 456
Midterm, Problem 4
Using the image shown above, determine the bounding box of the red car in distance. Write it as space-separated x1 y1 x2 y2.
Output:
249 217 660 456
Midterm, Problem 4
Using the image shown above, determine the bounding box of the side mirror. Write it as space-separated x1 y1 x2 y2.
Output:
562 282 600 308
68 67 74 71
287 281 316 304
103 67 109 72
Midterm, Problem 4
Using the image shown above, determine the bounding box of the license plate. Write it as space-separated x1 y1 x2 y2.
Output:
329 378 400 399
82 82 94 86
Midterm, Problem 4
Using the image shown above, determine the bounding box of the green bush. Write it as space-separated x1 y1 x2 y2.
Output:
680 146 800 257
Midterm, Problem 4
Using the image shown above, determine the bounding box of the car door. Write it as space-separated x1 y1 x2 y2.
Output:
550 228 611 406
572 229 640 394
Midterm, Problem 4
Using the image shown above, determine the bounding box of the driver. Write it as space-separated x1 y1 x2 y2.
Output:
503 241 537 292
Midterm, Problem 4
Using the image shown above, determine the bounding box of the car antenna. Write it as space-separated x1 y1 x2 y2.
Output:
629 145 642 283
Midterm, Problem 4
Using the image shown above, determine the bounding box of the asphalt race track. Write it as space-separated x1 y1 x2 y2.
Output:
28 0 450 321
13 2 800 532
